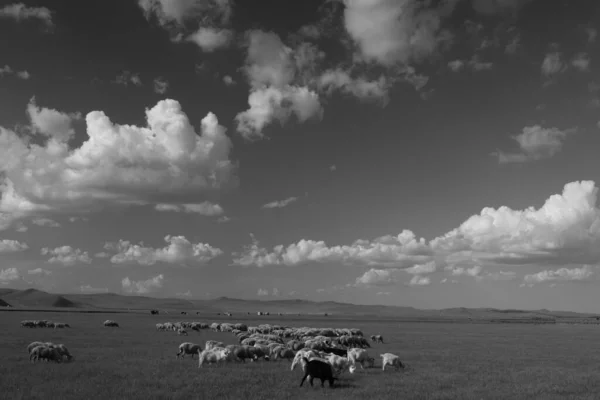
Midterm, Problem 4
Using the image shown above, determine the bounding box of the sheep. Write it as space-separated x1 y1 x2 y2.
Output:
380 353 405 371
326 354 352 376
30 345 62 363
198 347 231 367
370 334 384 344
322 347 347 357
273 347 295 361
103 320 119 327
27 341 46 354
177 342 202 359
348 348 374 370
205 340 225 351
55 344 73 362
230 345 257 362
177 328 188 336
291 349 328 371
299 358 337 388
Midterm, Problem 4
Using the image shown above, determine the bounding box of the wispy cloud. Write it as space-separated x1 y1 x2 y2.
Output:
262 197 298 209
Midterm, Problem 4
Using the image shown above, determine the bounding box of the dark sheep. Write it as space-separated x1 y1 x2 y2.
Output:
299 357 337 388
322 347 347 357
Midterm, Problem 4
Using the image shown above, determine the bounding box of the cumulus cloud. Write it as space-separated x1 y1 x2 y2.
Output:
115 71 142 86
94 252 111 258
232 230 433 268
431 180 600 268
153 77 169 94
0 239 28 253
109 235 222 266
223 75 236 86
0 3 53 26
27 97 81 142
541 52 565 78
186 27 233 52
494 125 574 163
31 217 60 228
404 261 436 275
41 246 92 266
0 99 234 229
317 69 393 104
257 288 269 296
343 0 455 66
571 53 590 72
28 268 51 276
408 275 431 286
446 265 482 277
217 216 231 223
155 202 224 216
524 265 594 284
122 274 164 294
0 267 20 283
262 197 298 209
355 268 397 286
0 65 30 80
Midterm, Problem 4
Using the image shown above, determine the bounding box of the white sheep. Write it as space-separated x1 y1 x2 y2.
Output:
205 340 225 350
198 347 231 367
380 353 405 371
176 342 202 359
348 348 374 370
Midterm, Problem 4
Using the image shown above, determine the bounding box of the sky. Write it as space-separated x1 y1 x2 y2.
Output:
0 0 600 313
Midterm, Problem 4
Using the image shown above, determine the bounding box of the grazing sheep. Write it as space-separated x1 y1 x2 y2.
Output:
326 354 352 376
323 347 347 357
198 347 231 367
177 328 188 336
177 342 202 359
103 320 119 327
55 344 73 361
27 341 46 354
150 309 159 315
299 358 336 388
273 347 295 361
381 353 405 371
205 340 225 351
30 345 62 363
348 348 373 370
370 334 384 344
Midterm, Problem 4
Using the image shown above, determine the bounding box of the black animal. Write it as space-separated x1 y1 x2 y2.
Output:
322 347 347 357
150 310 159 315
300 358 337 388
181 311 187 315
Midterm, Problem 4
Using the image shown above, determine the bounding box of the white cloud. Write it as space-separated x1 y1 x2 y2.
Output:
223 75 236 86
262 197 298 209
355 268 397 286
478 270 517 281
115 71 142 86
271 287 280 296
0 267 20 283
524 265 594 284
448 56 493 72
176 290 192 298
330 165 337 171
408 275 431 286
80 285 109 294
31 217 61 228
94 252 111 258
0 239 28 253
571 53 590 72
153 77 169 94
0 99 234 228
155 202 224 216
257 288 268 296
317 69 392 104
28 268 51 276
68 216 89 223
541 52 565 77
138 0 231 27
0 65 31 80
14 222 28 232
41 246 92 266
0 3 53 26
217 216 231 223
232 230 433 268
431 180 600 268
109 235 222 266
122 274 164 294
186 27 233 52
27 97 81 142
446 265 482 277
405 261 436 275
343 0 454 66
494 125 574 163
586 27 597 43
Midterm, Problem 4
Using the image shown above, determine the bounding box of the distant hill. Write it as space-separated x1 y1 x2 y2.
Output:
0 288 597 320
0 298 11 307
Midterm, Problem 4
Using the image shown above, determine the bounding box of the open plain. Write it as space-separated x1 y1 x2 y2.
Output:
2 303 600 400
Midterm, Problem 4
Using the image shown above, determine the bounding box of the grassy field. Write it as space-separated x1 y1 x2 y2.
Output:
2 311 600 400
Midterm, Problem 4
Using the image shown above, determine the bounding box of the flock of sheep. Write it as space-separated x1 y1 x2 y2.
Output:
21 316 404 388
160 320 406 387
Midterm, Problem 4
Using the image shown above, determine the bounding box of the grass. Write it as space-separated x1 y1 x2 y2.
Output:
2 311 600 399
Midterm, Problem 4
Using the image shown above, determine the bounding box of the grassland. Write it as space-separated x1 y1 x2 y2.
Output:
2 310 600 400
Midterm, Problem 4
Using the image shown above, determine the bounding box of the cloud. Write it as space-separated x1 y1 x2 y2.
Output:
446 265 482 277
68 216 89 223
176 290 192 298
94 252 111 258
122 274 164 294
0 239 28 253
404 261 436 275
317 69 393 104
478 270 516 281
153 77 169 94
0 267 20 283
138 0 231 27
448 56 493 72
223 75 236 86
262 197 298 209
257 288 268 296
217 216 231 223
343 0 455 66
41 246 92 266
109 235 222 266
80 285 109 294
0 3 53 26
541 52 565 77
232 230 433 268
155 202 224 216
494 125 574 163
408 275 431 286
28 268 51 276
524 265 594 284
571 53 590 72
330 165 337 171
27 97 82 142
586 27 597 44
14 222 27 232
115 71 142 86
431 180 600 268
0 65 31 80
31 217 61 228
186 27 233 52
0 99 234 228
355 268 397 286
271 287 280 296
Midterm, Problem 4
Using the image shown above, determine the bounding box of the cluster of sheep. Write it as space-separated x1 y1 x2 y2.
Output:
27 341 73 363
21 320 70 329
